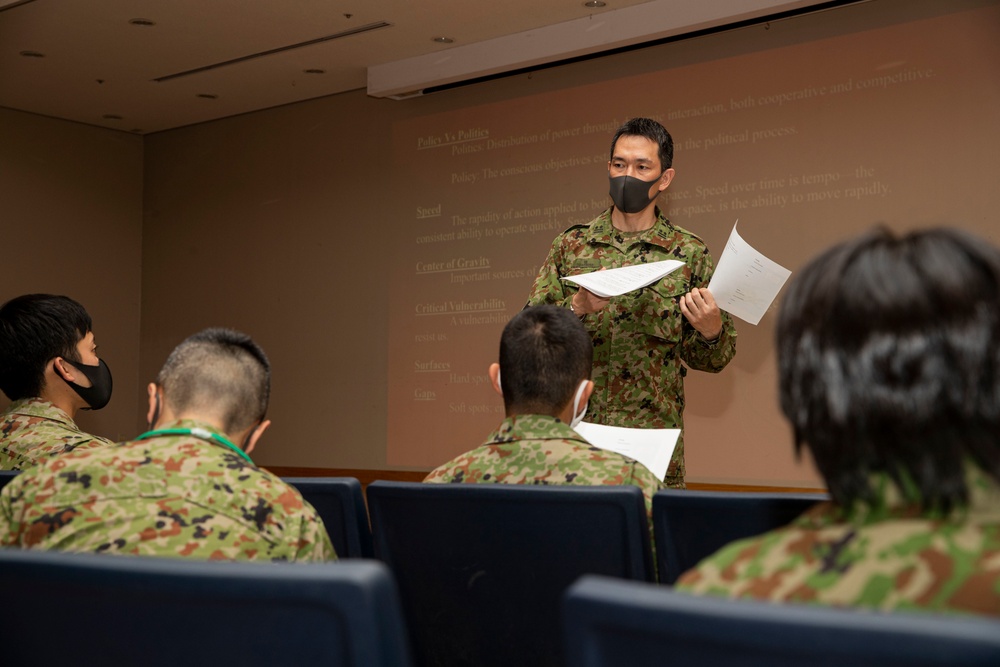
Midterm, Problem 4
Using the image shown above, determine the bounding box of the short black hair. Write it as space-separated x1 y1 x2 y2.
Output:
0 294 92 400
609 117 674 171
776 227 1000 514
499 305 593 415
156 328 271 434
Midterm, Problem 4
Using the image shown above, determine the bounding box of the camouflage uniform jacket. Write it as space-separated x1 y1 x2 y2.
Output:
676 467 1000 617
0 418 336 562
423 413 663 527
0 397 114 471
527 208 737 487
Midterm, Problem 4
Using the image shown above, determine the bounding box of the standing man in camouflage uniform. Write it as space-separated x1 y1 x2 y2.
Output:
0 294 115 470
527 118 736 488
0 327 335 562
425 305 662 529
677 228 1000 616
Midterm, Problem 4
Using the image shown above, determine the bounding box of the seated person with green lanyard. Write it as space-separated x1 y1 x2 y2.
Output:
0 327 335 562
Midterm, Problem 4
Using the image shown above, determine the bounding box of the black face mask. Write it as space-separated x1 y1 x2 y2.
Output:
608 172 662 214
62 358 113 410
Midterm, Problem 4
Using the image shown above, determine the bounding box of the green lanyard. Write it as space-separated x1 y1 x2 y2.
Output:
135 427 254 464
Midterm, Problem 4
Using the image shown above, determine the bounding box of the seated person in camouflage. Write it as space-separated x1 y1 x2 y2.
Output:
677 227 1000 617
0 327 335 562
425 305 663 530
0 294 115 470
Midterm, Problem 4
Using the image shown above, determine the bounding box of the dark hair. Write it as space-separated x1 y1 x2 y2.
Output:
500 305 593 415
777 227 1000 514
0 294 92 400
609 117 674 171
156 328 271 434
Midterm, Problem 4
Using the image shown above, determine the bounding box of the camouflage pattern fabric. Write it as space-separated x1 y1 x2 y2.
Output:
527 208 737 487
0 418 336 562
676 467 1000 617
424 413 663 532
0 398 114 471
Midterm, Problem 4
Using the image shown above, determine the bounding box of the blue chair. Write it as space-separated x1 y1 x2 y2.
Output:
654 489 828 584
563 575 1000 666
0 469 18 491
0 549 412 667
366 481 653 667
283 476 373 558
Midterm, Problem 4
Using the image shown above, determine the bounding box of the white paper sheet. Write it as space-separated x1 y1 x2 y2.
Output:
573 421 679 480
561 260 685 298
708 221 792 325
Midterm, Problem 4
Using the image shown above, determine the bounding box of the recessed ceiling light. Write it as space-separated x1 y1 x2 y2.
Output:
433 36 454 44
196 93 218 99
583 1 606 7
19 50 44 58
128 18 155 26
102 114 123 120
303 68 326 74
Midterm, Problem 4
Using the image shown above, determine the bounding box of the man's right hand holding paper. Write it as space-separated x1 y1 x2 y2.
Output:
570 287 611 315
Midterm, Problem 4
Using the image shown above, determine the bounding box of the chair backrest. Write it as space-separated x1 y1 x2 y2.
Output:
654 489 828 584
0 469 18 491
283 476 373 558
563 575 1000 667
366 481 653 667
0 549 412 667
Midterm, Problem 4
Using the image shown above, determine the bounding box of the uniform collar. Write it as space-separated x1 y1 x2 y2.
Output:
586 207 677 251
811 462 1000 527
484 414 590 446
6 397 77 428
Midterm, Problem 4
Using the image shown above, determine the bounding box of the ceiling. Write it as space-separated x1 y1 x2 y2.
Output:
0 0 824 135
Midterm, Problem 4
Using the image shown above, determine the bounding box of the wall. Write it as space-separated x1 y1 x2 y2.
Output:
0 107 144 441
7 0 993 486
141 94 396 468
142 0 1000 485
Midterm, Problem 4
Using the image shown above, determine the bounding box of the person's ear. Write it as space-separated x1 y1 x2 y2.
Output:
145 383 159 426
244 419 271 455
488 363 502 397
658 168 675 192
52 357 77 382
580 380 594 408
